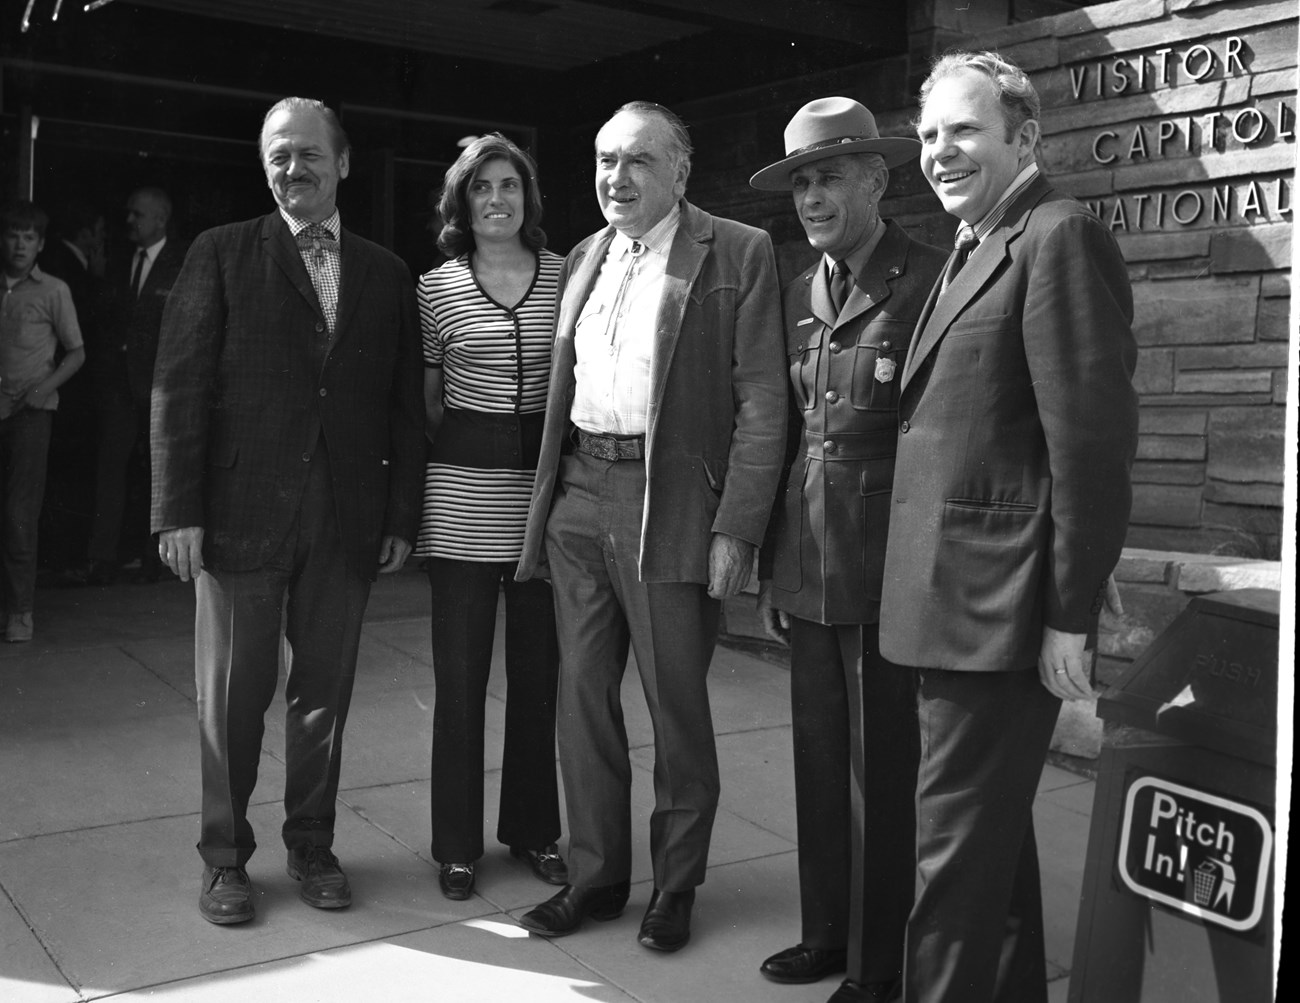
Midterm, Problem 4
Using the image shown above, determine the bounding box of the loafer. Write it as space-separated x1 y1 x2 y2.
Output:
517 880 630 937
199 865 254 924
510 843 568 885
286 845 351 909
827 977 903 1002
438 862 475 900
637 887 694 952
761 944 848 984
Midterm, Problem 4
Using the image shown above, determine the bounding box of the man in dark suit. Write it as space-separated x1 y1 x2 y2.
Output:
67 188 187 585
748 98 946 1003
151 97 423 925
38 203 105 569
514 101 786 951
39 202 105 313
880 52 1138 1002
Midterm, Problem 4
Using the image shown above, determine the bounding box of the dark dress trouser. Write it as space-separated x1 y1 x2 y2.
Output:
426 556 561 862
789 617 918 984
194 443 371 868
0 408 53 614
905 667 1061 1003
544 449 721 892
88 357 149 566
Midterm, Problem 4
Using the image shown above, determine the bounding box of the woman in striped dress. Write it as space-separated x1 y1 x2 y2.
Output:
416 134 565 901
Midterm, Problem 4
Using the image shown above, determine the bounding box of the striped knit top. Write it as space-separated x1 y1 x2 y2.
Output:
414 250 561 561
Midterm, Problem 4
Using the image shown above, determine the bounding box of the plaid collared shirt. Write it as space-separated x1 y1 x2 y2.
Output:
280 208 342 332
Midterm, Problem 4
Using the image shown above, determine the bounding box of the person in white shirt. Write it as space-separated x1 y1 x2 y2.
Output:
514 101 787 953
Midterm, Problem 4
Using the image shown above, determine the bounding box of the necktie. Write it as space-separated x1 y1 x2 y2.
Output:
604 239 644 348
130 248 147 298
296 223 337 267
829 259 850 316
939 223 978 295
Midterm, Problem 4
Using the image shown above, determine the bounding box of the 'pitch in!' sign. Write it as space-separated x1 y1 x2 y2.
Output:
1117 776 1272 932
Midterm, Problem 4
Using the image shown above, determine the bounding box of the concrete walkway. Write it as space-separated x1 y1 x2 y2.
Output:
2 570 1093 1002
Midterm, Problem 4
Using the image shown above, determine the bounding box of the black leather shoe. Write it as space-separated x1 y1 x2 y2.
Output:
761 944 848 984
637 887 694 952
286 845 351 909
510 843 568 885
199 865 254 924
438 862 476 900
827 978 902 1002
517 881 630 937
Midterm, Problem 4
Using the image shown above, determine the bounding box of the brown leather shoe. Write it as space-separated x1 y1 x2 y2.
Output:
286 845 352 909
637 887 694 952
761 944 848 983
510 843 568 885
199 865 254 924
516 881 630 937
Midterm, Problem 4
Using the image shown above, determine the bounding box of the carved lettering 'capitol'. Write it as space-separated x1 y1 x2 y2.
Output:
1065 35 1295 232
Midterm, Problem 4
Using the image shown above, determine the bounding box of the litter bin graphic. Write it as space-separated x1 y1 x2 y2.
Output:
1193 857 1235 911
1069 589 1278 1002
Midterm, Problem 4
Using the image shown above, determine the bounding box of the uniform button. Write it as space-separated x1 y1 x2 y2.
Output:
888 266 900 277
318 387 327 397
301 452 311 462
823 440 837 454
881 340 891 349
829 341 841 354
796 341 806 352
315 322 325 333
825 390 839 403
900 420 911 433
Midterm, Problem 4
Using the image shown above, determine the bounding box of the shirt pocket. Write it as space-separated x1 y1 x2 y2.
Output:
849 320 910 411
786 324 823 411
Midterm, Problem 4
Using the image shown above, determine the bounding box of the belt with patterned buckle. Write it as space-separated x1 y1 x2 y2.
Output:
576 429 645 461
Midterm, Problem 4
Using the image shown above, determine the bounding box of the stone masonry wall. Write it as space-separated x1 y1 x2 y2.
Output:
675 0 1295 556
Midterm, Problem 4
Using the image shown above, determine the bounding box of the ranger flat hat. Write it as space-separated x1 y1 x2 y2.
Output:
749 96 921 191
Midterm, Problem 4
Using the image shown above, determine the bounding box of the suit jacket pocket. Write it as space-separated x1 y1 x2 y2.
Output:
946 313 1016 339
933 499 1043 633
943 497 1037 539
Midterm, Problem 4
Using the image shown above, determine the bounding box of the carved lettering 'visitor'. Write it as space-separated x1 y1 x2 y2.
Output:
1070 37 1247 98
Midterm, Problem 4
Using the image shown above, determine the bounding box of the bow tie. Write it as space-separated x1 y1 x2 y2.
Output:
297 224 336 243
296 224 337 264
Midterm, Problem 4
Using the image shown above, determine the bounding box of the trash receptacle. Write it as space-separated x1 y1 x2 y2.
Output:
1069 588 1279 1002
